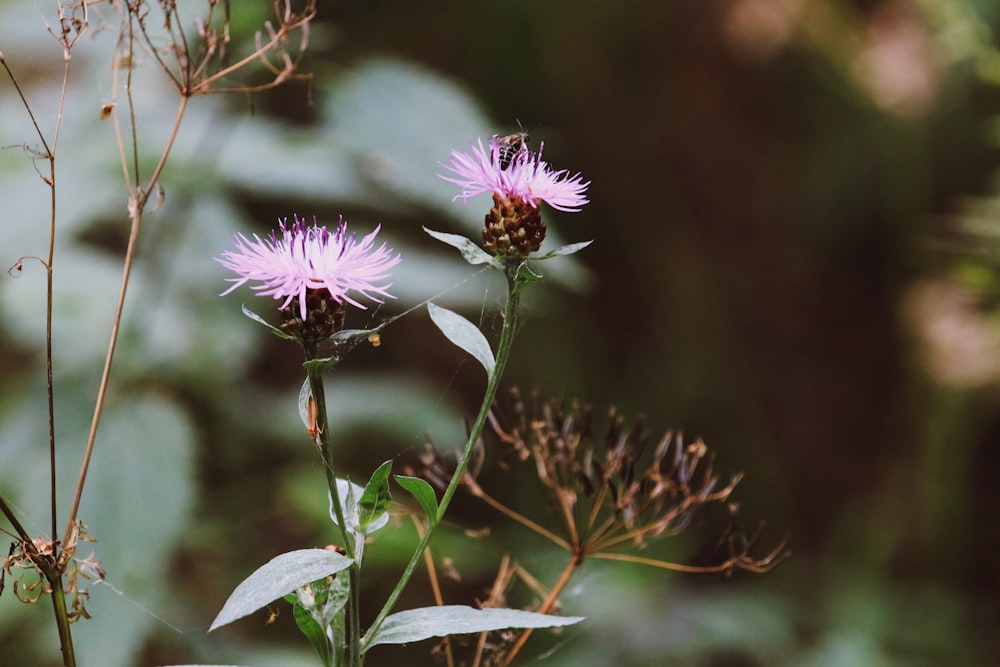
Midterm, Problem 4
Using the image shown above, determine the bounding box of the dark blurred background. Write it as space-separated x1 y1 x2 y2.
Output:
2 0 999 665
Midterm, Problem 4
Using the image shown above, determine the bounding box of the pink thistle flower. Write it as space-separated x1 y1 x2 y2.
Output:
216 215 401 320
439 136 590 213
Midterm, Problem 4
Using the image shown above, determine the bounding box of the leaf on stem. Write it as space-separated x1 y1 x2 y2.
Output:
364 605 585 647
427 302 495 376
394 475 439 522
292 602 334 666
358 460 393 531
329 478 391 564
298 377 313 431
331 327 381 343
241 303 295 340
423 227 501 268
303 356 340 373
329 479 391 535
209 549 353 631
534 239 593 259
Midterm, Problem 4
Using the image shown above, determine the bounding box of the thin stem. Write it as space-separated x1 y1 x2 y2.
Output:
63 94 190 543
0 46 60 552
48 576 76 667
363 264 528 652
412 516 454 667
588 550 748 573
43 54 78 546
303 347 361 667
501 552 582 667
465 479 571 551
45 163 57 546
303 355 354 557
0 495 32 543
473 554 515 667
1 49 77 667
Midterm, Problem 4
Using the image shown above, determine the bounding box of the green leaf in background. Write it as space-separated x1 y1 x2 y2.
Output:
72 395 197 667
427 302 495 376
209 549 353 631
423 227 501 268
394 475 439 523
358 460 393 532
322 59 492 211
364 605 585 648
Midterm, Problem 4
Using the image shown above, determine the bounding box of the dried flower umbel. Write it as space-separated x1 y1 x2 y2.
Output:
410 389 788 667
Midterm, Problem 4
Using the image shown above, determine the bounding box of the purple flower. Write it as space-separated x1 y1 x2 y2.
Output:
439 136 590 213
217 215 401 319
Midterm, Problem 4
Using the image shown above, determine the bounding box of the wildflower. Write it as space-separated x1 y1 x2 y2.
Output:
216 215 401 324
439 136 590 256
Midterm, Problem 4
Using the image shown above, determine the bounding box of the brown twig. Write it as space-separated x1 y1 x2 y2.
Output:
500 552 582 667
412 515 455 667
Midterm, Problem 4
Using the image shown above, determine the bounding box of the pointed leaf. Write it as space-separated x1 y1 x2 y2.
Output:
210 549 353 631
303 356 339 372
427 302 495 375
535 240 593 259
515 262 543 284
298 377 313 430
241 303 295 340
365 605 585 647
293 602 334 666
329 479 391 535
331 327 380 343
358 460 393 531
424 227 501 268
395 475 439 522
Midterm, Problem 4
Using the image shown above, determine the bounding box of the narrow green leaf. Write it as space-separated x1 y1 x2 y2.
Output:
427 302 495 375
241 303 295 340
331 327 379 343
210 549 353 631
365 605 585 648
293 602 334 667
329 479 390 535
535 240 593 259
358 460 393 531
394 475 439 522
298 378 312 431
303 356 339 372
424 227 501 268
515 262 543 284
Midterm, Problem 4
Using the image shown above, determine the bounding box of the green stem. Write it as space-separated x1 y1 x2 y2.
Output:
49 575 76 667
303 345 361 667
362 262 528 652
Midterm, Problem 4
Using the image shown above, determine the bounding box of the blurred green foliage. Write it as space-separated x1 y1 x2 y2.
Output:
2 0 1000 665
